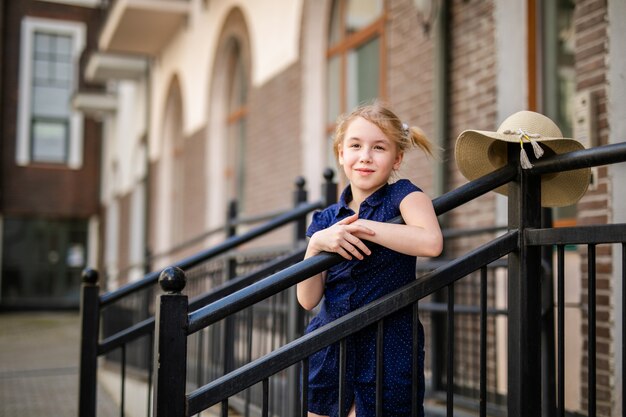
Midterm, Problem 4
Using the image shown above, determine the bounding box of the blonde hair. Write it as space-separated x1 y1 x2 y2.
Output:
333 101 435 160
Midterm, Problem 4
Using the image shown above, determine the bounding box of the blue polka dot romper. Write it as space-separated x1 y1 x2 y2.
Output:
305 180 426 417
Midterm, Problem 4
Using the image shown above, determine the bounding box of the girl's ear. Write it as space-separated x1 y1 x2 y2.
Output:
338 145 344 165
393 151 403 170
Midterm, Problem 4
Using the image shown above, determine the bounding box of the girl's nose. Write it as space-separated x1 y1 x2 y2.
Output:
359 149 372 162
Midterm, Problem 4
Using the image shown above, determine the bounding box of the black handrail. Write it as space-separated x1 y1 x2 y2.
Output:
186 231 519 413
79 172 338 417
186 163 516 334
100 200 323 307
150 141 626 417
98 247 306 354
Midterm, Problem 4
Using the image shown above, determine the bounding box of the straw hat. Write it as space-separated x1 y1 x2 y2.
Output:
455 110 591 207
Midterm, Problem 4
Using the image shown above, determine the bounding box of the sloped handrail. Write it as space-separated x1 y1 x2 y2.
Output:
98 247 306 354
186 231 519 413
186 163 518 333
79 173 337 417
151 141 626 417
100 200 323 307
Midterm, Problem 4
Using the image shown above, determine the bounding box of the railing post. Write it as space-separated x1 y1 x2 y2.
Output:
287 176 309 416
294 176 308 242
78 268 100 417
223 201 237 390
507 145 543 417
322 168 337 207
153 266 188 417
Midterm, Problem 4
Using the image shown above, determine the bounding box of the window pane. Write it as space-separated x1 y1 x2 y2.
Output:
32 120 67 163
347 37 379 108
229 52 247 110
329 0 342 46
56 35 72 56
326 56 341 124
356 37 380 104
33 85 70 117
55 62 72 83
346 0 382 34
34 32 51 54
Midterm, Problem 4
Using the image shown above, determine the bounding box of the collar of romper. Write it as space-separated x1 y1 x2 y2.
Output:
336 182 388 216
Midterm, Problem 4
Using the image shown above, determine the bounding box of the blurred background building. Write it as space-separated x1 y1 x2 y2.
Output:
1 0 624 415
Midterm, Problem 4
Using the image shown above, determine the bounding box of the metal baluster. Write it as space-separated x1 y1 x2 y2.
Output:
262 378 269 417
447 284 454 417
146 332 153 417
121 344 126 417
196 329 204 417
557 245 565 417
480 267 487 417
245 307 253 417
302 358 309 417
588 244 596 417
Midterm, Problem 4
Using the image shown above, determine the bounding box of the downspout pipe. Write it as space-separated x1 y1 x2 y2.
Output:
429 0 450 393
433 0 449 209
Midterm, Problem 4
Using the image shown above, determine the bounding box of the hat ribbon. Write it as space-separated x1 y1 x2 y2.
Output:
503 128 545 169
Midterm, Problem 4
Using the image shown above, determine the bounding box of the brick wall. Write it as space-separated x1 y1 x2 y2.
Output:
387 0 436 194
182 127 208 244
447 0 498 255
574 0 612 415
244 62 303 247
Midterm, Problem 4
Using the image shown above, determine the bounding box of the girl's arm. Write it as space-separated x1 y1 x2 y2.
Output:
353 191 443 258
296 213 375 310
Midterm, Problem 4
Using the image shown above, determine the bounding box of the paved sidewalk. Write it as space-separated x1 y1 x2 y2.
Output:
0 311 118 417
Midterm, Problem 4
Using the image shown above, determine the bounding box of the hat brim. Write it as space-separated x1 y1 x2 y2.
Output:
455 130 591 207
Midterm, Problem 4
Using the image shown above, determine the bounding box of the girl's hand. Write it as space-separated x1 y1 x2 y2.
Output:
308 213 375 260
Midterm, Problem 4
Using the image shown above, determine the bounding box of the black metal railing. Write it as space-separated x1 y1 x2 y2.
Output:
78 171 338 417
148 141 626 417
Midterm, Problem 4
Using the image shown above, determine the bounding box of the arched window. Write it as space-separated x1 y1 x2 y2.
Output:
326 0 385 134
225 39 248 209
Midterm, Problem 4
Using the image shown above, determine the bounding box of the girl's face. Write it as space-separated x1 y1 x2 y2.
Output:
338 116 403 199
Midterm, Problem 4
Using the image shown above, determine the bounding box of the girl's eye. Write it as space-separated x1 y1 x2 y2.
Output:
350 143 360 149
374 145 386 151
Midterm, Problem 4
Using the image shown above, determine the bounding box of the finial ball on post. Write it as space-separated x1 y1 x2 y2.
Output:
82 268 99 285
159 266 186 294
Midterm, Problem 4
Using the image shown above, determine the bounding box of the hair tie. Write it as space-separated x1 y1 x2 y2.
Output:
402 123 410 137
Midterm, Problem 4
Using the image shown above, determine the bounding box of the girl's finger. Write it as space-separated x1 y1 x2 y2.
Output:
340 242 363 260
337 213 359 225
346 224 375 235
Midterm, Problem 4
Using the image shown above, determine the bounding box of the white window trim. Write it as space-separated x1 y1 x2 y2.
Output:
16 17 86 169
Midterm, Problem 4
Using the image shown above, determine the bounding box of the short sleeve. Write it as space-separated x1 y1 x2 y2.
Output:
389 179 422 207
306 206 336 238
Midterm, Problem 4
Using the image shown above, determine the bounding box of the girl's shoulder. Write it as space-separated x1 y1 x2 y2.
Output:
386 179 423 206
390 179 422 193
306 203 340 237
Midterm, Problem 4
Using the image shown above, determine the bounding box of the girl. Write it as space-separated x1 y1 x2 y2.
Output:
297 102 443 417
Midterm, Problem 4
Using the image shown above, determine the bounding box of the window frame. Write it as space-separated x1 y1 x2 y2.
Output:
16 17 86 169
326 0 387 135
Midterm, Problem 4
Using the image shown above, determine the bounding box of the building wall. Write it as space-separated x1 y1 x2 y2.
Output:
574 0 613 415
446 0 498 254
0 0 102 307
0 1 101 218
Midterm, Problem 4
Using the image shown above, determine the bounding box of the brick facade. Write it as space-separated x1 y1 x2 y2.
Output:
574 0 613 415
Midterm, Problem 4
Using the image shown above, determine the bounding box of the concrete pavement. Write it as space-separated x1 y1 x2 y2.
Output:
0 311 118 417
